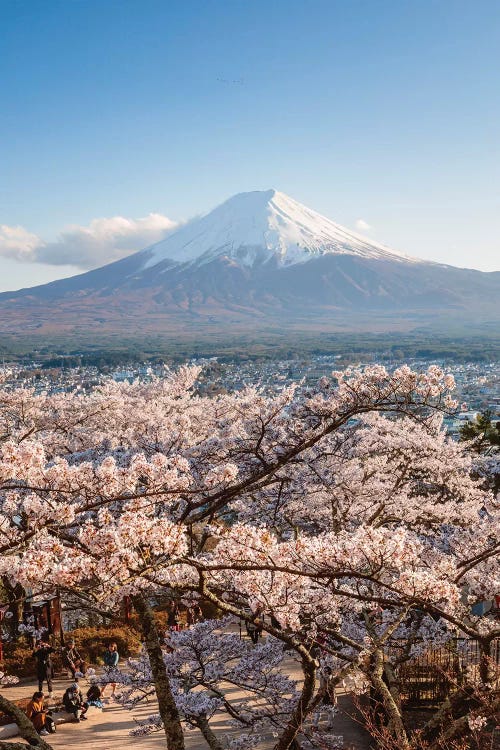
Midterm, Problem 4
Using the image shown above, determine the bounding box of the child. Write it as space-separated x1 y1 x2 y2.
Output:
86 683 104 708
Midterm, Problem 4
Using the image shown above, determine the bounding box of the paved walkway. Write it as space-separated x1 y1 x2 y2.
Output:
0 666 371 749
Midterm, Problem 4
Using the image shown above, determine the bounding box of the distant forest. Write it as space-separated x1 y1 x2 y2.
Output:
1 331 499 368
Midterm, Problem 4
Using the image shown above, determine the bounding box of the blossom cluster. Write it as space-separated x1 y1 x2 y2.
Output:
0 363 497 749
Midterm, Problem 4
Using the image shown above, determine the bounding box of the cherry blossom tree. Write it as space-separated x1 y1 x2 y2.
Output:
0 364 497 749
196 409 498 748
106 617 311 750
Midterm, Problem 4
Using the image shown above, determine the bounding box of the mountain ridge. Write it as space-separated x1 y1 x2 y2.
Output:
0 189 498 337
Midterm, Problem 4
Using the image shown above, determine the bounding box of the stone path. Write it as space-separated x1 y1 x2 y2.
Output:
0 667 371 749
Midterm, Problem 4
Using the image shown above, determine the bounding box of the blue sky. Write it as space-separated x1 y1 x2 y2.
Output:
1 0 499 291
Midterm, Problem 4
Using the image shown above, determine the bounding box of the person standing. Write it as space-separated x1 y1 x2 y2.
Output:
192 604 203 623
319 666 337 707
187 603 203 626
246 620 259 644
101 642 119 699
313 666 337 731
32 640 55 696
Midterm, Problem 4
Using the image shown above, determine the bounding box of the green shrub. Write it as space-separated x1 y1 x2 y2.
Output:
3 643 35 678
66 625 141 664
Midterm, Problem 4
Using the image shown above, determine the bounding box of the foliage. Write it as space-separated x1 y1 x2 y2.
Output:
2 643 35 678
113 619 327 745
459 410 500 492
459 410 500 452
67 625 141 663
1 330 500 365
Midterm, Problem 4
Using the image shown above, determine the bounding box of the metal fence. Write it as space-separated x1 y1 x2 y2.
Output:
387 638 500 707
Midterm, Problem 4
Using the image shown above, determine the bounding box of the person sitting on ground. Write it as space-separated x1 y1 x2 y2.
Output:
62 683 88 722
86 683 104 708
26 691 56 736
62 639 86 680
101 642 119 699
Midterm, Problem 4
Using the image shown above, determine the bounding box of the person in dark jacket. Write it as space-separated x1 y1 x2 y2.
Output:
62 639 86 679
246 619 259 644
62 683 88 721
32 640 55 695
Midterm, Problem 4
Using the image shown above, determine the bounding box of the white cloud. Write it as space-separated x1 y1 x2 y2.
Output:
0 213 178 269
0 225 42 260
355 218 371 232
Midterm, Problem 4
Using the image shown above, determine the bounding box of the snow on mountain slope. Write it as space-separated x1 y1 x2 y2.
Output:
142 189 420 270
0 188 499 338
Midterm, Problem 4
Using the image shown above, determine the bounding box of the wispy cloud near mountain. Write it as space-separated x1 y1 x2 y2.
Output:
0 213 178 269
355 218 371 231
0 190 498 337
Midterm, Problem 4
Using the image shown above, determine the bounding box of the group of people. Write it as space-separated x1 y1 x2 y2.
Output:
32 638 88 695
26 639 120 737
166 601 203 631
26 682 104 735
24 604 204 740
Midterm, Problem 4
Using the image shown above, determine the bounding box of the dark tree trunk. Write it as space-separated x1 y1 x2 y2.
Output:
132 594 185 750
273 654 316 750
0 692 53 749
478 638 493 685
196 715 224 750
371 648 410 750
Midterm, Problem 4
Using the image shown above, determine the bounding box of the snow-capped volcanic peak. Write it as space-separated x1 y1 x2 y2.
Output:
142 189 418 269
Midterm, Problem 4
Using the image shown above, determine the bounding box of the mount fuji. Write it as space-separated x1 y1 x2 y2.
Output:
140 188 417 268
1 189 499 338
